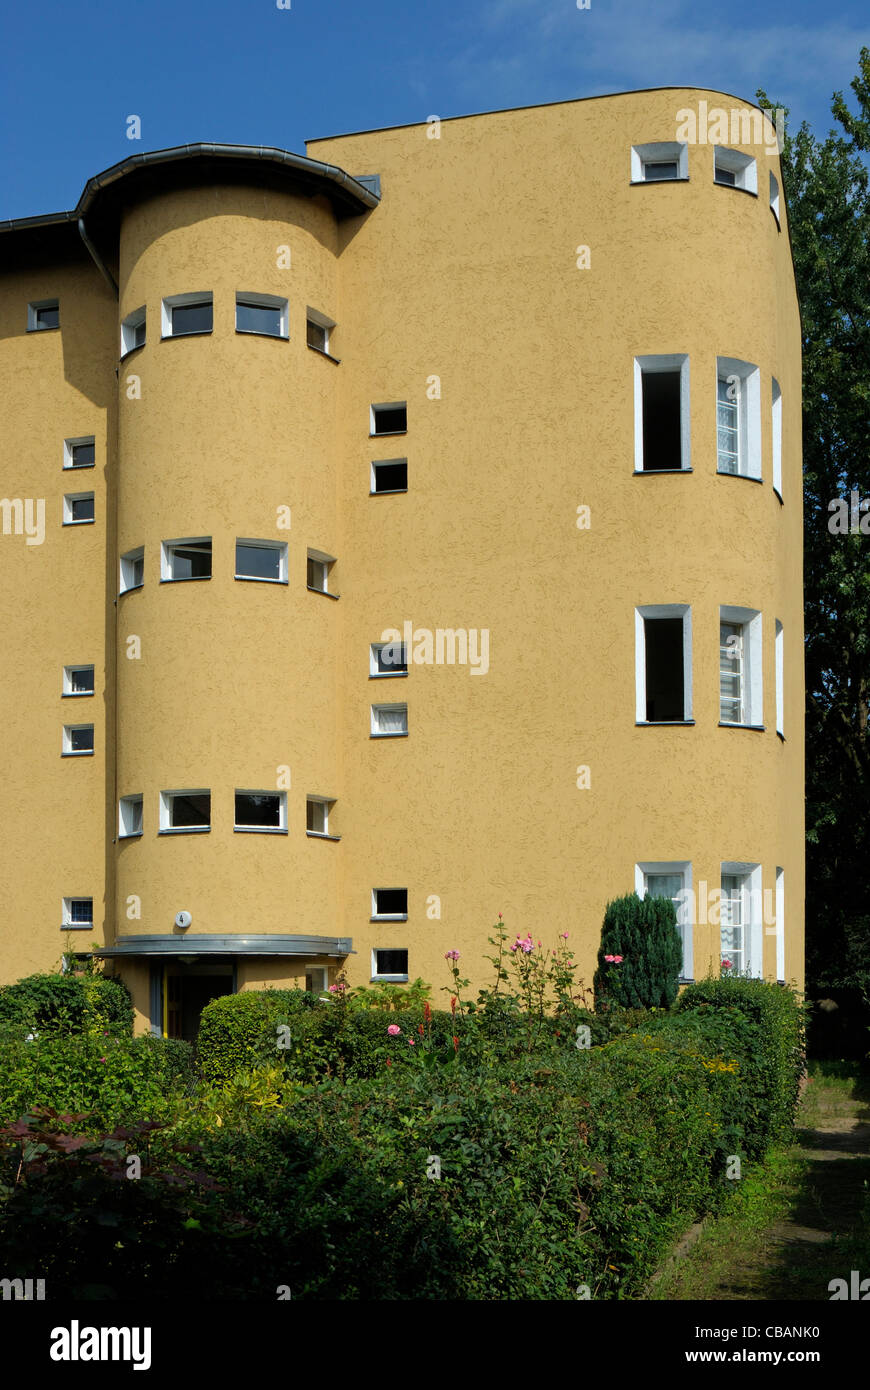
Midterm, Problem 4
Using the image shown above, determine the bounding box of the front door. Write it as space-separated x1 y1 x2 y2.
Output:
163 969 233 1043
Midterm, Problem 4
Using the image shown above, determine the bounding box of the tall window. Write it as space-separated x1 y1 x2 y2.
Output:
716 359 761 478
636 860 693 979
720 862 762 977
775 620 784 736
719 608 762 726
634 355 690 472
771 380 782 497
635 605 692 723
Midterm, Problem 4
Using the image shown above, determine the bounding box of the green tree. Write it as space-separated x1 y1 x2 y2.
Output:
594 892 682 1009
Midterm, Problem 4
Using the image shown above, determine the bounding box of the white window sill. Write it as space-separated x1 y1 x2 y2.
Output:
371 732 408 739
635 720 695 727
235 575 288 585
62 750 94 757
306 831 341 841
120 584 144 596
233 826 287 834
161 330 213 340
63 463 95 471
718 722 765 731
372 975 409 983
160 576 211 584
235 329 289 341
159 826 210 835
307 344 341 364
630 176 689 185
63 520 95 527
119 832 143 840
633 468 692 476
369 431 407 439
307 586 340 600
370 488 408 496
62 692 94 699
61 924 93 931
714 183 758 199
716 469 763 483
370 671 408 679
371 915 408 923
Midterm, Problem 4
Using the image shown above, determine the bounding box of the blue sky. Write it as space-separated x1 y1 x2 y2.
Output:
1 0 867 219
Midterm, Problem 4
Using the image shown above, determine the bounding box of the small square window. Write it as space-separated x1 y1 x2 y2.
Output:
121 306 146 355
631 142 688 183
371 641 408 676
235 539 287 582
235 293 289 339
371 402 407 435
63 724 94 755
63 493 95 524
714 148 757 193
307 550 335 593
161 790 211 831
306 797 336 835
162 538 212 581
371 459 408 493
28 300 60 331
63 665 95 696
373 948 409 980
235 791 286 832
64 437 95 469
120 546 145 593
306 308 335 355
119 794 143 838
161 293 213 338
63 897 93 929
371 703 408 736
372 889 408 920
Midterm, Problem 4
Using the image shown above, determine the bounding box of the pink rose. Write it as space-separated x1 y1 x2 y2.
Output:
387 1024 401 1036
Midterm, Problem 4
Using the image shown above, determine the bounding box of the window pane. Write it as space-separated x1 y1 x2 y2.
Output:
375 889 407 915
375 706 407 733
172 302 212 334
71 497 94 521
70 727 93 751
171 543 211 579
37 305 59 328
373 461 408 492
376 949 408 975
307 558 327 590
132 556 144 586
307 800 326 833
70 669 94 693
133 320 146 347
237 543 280 580
72 442 95 466
69 899 92 923
236 793 280 827
641 371 681 470
373 405 407 434
237 301 282 336
717 379 739 472
170 793 210 827
645 161 678 180
375 643 407 672
307 319 327 350
644 618 684 721
715 166 736 186
720 621 743 721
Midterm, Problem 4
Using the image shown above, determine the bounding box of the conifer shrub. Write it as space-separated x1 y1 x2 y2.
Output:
593 892 683 1009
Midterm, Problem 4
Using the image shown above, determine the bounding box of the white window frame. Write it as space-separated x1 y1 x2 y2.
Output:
119 794 144 838
62 897 93 929
120 546 144 593
160 789 211 833
635 604 693 723
235 538 288 583
62 724 94 756
370 459 408 494
630 141 689 183
635 860 694 980
719 606 763 727
634 354 691 472
63 436 96 470
771 379 783 498
161 537 212 582
371 947 410 982
775 619 784 736
370 641 408 677
716 358 761 479
63 492 95 525
370 402 408 436
307 549 335 593
372 888 408 921
713 147 758 193
62 665 95 697
769 172 781 227
720 861 763 978
27 299 60 331
120 306 146 356
306 796 337 838
371 703 409 737
306 307 335 354
775 866 785 982
233 789 287 834
161 292 213 339
235 292 289 340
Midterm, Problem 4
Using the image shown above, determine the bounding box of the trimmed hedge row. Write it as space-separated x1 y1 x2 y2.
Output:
0 972 133 1037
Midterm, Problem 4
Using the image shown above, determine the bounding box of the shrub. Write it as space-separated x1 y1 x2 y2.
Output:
0 971 133 1037
594 893 682 1009
197 990 318 1085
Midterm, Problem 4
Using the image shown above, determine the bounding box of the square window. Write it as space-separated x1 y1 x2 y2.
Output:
717 359 761 478
28 299 60 331
307 550 335 593
371 703 408 736
306 308 335 354
634 355 690 472
119 794 143 837
636 861 693 980
121 306 146 355
371 459 408 493
306 966 329 993
371 402 407 435
630 142 689 183
63 724 94 755
713 148 757 193
306 797 335 835
235 539 287 582
64 437 95 469
120 546 144 593
636 605 692 723
161 790 211 831
63 897 93 929
63 665 95 696
719 607 763 726
372 888 408 920
373 948 409 979
162 538 212 581
371 641 408 676
235 293 289 339
63 493 95 524
234 791 286 832
161 293 213 338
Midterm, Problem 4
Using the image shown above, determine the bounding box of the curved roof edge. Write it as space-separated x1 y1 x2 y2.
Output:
0 142 379 235
93 933 355 957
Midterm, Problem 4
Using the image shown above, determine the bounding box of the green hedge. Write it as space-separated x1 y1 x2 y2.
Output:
0 972 133 1037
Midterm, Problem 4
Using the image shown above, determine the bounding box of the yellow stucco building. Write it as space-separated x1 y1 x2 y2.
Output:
0 89 803 1038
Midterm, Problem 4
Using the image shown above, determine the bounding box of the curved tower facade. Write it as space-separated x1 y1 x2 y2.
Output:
0 90 803 1036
